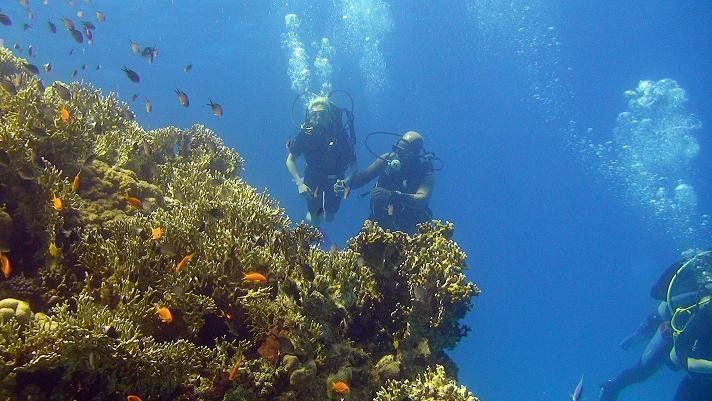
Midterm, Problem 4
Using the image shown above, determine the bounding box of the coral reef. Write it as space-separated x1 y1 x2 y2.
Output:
0 47 480 401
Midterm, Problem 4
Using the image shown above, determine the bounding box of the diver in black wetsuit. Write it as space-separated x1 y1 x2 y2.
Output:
286 96 356 225
599 251 712 401
333 131 434 234
668 252 712 401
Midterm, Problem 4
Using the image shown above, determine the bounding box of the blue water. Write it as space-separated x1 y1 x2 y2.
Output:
2 1 711 400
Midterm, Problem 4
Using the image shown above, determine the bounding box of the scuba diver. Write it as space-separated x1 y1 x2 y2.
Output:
333 130 435 234
598 251 712 401
286 94 356 225
667 251 712 400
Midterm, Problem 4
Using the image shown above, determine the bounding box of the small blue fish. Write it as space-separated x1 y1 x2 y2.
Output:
571 375 583 401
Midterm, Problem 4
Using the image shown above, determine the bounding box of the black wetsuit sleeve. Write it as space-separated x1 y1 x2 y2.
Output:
686 302 712 360
349 155 386 189
289 130 307 158
651 261 685 300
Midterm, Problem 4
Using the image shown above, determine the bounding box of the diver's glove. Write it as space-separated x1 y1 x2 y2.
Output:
296 181 311 198
334 178 350 193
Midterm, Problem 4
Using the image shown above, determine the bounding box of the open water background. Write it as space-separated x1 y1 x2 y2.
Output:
2 1 711 400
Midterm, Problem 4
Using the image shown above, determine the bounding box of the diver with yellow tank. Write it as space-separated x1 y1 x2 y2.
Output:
598 251 712 401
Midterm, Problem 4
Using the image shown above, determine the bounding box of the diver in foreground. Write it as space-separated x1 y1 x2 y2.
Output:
598 251 712 401
334 131 434 234
668 251 712 400
286 95 356 225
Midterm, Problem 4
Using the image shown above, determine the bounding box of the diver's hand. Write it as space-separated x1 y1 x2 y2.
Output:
333 179 348 193
297 182 311 198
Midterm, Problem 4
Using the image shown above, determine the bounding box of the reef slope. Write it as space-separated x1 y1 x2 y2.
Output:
0 48 480 401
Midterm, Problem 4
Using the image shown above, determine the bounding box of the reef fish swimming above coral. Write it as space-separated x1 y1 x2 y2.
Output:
0 48 479 401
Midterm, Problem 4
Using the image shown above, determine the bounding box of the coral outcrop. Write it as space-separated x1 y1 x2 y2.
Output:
0 47 480 401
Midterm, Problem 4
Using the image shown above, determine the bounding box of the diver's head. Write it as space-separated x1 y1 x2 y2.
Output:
307 96 332 130
393 130 423 164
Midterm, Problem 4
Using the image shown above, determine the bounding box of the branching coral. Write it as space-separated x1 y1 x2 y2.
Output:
0 48 480 401
374 365 479 401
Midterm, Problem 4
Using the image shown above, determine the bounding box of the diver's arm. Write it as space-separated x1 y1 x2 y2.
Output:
394 171 433 209
347 156 386 189
286 153 302 184
686 357 712 374
286 153 310 196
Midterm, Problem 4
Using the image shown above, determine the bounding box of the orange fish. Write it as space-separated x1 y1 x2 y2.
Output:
243 272 267 283
126 396 142 401
228 355 243 381
58 106 70 123
150 226 163 240
72 171 81 192
51 192 63 211
0 252 11 279
332 381 350 394
124 195 142 209
155 306 173 323
175 253 193 272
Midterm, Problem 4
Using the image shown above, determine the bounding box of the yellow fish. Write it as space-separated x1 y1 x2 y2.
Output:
155 306 172 324
51 192 63 211
72 171 81 192
0 252 11 278
48 242 60 257
175 253 193 272
332 381 350 394
150 227 163 240
58 106 71 123
243 272 267 283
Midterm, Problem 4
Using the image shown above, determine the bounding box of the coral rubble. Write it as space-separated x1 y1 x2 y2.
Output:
0 48 480 401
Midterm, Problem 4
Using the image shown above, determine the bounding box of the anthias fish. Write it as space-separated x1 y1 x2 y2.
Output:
175 253 193 272
155 306 172 324
51 193 63 211
72 171 81 192
0 252 11 278
243 272 268 283
332 381 350 394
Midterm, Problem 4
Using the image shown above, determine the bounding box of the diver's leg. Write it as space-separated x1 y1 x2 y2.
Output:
303 172 322 225
599 322 673 401
323 181 340 223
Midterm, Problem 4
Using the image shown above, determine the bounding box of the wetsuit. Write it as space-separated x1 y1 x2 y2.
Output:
349 152 433 234
289 120 355 217
599 255 706 401
672 298 712 401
